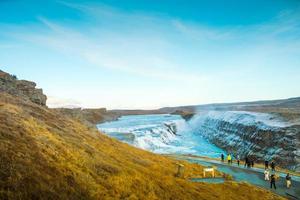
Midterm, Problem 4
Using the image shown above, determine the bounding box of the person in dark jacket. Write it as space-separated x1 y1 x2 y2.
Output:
221 154 224 162
247 161 251 168
251 160 254 168
271 161 276 172
244 156 249 167
270 174 277 190
265 160 269 169
237 155 240 166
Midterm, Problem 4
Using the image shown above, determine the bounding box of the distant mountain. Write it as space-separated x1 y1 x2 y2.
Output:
106 97 300 124
159 97 300 115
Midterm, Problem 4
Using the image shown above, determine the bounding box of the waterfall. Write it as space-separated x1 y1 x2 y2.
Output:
97 114 225 157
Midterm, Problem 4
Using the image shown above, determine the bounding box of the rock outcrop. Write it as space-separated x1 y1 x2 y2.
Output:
190 111 300 171
0 70 47 106
171 110 195 121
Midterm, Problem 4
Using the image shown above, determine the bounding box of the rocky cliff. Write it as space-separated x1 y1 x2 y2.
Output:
0 70 47 106
190 111 300 171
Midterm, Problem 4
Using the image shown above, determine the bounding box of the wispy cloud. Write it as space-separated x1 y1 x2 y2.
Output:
15 7 206 84
172 8 300 43
1 1 300 108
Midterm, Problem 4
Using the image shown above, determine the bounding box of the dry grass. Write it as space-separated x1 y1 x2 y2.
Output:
0 93 285 200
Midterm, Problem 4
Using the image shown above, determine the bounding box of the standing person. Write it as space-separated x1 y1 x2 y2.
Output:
286 173 292 189
237 155 240 166
221 154 224 162
244 156 249 167
271 161 276 172
270 174 277 190
265 160 269 169
247 161 251 168
251 160 254 168
227 154 232 165
264 169 270 181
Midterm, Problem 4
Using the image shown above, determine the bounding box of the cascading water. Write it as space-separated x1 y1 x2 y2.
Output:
97 114 225 157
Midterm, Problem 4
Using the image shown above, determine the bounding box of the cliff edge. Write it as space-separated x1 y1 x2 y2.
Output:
0 70 47 106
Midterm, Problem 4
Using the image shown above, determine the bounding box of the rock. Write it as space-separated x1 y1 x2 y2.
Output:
191 111 300 171
0 70 47 106
171 110 195 121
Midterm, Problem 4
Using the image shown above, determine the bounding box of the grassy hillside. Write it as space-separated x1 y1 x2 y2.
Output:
0 92 284 199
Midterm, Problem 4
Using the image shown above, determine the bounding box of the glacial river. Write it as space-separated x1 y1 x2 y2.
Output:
97 114 225 158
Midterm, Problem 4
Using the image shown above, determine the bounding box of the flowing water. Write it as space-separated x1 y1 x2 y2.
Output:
97 114 225 158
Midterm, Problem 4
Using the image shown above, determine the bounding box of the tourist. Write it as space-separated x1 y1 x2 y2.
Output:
265 160 269 169
221 154 224 162
286 173 292 189
251 160 254 168
237 155 240 166
244 156 249 167
271 161 276 172
270 174 277 190
264 169 270 181
227 154 232 165
247 161 251 168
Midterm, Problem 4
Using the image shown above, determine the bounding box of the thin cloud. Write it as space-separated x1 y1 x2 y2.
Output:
172 7 300 43
21 14 206 84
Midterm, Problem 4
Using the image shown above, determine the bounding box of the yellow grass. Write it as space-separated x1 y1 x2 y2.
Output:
0 93 285 199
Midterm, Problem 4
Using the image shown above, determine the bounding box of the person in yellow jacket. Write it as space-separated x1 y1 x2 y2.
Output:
227 154 232 164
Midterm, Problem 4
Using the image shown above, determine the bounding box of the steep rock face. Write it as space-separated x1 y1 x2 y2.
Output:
190 111 300 171
0 70 47 106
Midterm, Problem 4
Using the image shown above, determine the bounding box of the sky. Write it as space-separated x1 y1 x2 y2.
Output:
1 0 300 109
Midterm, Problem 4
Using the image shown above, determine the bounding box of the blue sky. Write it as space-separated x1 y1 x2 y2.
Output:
1 0 300 109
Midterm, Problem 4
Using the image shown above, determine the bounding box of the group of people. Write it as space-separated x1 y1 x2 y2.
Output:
221 153 233 164
264 160 276 172
264 162 292 190
244 156 255 168
220 153 254 167
221 154 293 190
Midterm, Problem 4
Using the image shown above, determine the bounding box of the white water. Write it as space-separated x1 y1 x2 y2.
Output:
97 114 225 158
190 111 291 129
